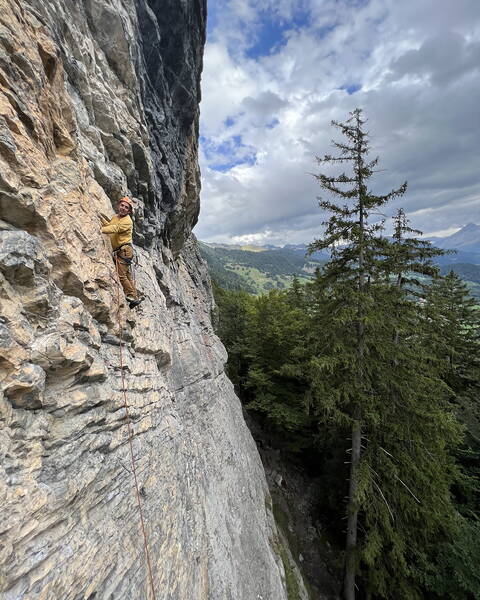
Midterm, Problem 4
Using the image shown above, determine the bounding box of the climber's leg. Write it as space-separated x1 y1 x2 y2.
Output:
116 246 138 300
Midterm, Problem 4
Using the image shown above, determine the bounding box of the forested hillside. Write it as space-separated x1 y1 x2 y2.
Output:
199 241 326 293
211 111 480 600
439 263 480 298
200 239 480 299
214 271 480 599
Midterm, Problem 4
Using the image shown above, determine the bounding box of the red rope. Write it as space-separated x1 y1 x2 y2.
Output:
115 255 157 600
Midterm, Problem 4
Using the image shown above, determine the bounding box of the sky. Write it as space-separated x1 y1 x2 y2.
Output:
194 0 480 246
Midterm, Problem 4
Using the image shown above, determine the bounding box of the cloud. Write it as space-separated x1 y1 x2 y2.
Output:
241 91 289 124
196 0 480 245
389 32 480 87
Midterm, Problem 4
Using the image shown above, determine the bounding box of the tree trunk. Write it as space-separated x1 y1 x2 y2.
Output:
344 109 365 600
343 403 362 600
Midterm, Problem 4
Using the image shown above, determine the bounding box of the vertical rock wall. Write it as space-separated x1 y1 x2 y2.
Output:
0 1 288 598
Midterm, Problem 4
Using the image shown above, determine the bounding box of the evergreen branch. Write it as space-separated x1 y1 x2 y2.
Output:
317 180 358 198
318 199 357 216
372 479 395 521
314 173 357 185
331 141 356 155
368 181 408 204
380 446 395 459
316 154 355 163
395 475 421 504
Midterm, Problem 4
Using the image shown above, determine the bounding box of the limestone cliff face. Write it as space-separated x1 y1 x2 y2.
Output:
0 1 289 598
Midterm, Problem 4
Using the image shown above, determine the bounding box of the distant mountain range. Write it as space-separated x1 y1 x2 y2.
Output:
430 223 480 250
428 223 480 265
200 224 480 297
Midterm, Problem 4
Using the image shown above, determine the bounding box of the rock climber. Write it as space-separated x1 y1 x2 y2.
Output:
99 196 143 308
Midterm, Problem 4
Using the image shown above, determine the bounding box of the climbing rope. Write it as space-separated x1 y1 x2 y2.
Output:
114 255 157 600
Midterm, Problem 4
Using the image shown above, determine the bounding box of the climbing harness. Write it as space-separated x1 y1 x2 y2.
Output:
113 241 133 251
112 243 134 264
114 255 157 600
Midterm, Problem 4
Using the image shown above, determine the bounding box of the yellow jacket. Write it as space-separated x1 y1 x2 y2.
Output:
101 215 133 250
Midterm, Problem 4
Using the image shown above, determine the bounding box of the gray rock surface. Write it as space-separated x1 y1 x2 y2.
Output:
0 1 289 598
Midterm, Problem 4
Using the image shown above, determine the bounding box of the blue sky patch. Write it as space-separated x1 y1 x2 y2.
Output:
266 118 280 129
246 8 311 59
206 2 221 36
201 134 257 172
210 153 257 172
341 83 362 95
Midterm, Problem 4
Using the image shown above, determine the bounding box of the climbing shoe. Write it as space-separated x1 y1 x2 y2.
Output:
128 296 144 309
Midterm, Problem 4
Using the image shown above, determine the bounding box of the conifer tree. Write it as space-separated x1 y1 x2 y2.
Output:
425 272 480 511
307 108 405 599
426 271 480 392
423 272 480 599
287 274 306 309
384 208 444 291
308 109 461 599
213 283 254 393
246 290 312 443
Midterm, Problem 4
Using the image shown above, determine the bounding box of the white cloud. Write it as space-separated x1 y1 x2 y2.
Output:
196 0 480 244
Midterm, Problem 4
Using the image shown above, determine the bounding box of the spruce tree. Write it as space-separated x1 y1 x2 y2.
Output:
246 290 312 444
425 272 480 513
384 208 444 291
425 271 480 394
308 109 461 599
423 272 480 599
213 283 254 393
307 108 404 599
